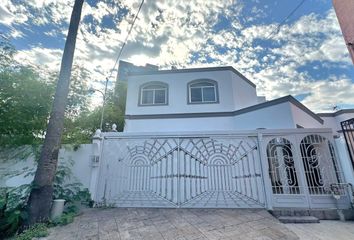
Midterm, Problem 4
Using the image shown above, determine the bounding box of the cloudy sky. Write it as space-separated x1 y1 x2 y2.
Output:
0 0 353 112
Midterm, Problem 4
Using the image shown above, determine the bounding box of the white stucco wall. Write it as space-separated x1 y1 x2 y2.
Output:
124 116 236 132
125 69 257 116
58 144 93 188
320 116 337 131
2 155 36 187
124 102 296 132
1 144 93 189
231 73 258 109
232 102 295 130
289 103 324 129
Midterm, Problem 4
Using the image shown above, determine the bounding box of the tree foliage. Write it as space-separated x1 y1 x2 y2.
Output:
61 83 127 144
0 68 54 146
0 37 98 147
0 35 127 148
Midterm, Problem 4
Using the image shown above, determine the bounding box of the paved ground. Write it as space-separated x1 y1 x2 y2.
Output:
42 208 354 240
44 208 298 240
286 220 354 240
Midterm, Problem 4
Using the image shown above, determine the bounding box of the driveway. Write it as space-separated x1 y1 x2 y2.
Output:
44 208 299 240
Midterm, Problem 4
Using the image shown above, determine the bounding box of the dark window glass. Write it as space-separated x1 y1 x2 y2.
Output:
140 83 167 105
142 90 154 104
189 81 217 103
154 89 166 104
203 87 215 102
190 88 202 102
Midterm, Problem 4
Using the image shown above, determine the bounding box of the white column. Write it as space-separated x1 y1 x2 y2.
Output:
257 132 273 210
89 129 103 202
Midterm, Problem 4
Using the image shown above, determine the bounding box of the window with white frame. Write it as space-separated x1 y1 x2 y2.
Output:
188 80 218 103
140 82 168 105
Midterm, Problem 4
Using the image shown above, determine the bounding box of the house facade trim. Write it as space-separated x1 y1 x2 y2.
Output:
127 66 257 88
317 109 354 117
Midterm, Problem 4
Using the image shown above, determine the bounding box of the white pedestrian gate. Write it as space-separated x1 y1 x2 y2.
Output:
92 130 350 209
262 132 350 209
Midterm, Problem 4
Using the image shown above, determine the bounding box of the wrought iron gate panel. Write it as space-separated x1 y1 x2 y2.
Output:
266 137 300 195
264 133 349 209
96 136 265 208
341 118 354 169
299 134 340 195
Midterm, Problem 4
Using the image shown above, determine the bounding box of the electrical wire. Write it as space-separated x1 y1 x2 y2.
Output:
107 0 145 80
97 0 145 130
265 0 306 40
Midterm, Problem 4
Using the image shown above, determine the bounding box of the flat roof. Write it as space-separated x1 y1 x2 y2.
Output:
317 109 354 117
127 66 257 88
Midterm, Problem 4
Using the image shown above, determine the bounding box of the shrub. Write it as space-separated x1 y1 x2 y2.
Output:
0 185 30 238
15 223 48 240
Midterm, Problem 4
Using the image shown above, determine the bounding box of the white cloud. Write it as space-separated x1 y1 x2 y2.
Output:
220 9 354 112
302 77 354 112
4 0 354 111
9 29 24 38
14 47 62 71
0 4 15 26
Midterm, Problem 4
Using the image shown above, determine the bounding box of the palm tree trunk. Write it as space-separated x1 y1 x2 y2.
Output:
27 0 84 225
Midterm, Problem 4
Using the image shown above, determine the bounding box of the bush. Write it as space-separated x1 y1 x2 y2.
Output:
15 223 48 240
0 186 30 238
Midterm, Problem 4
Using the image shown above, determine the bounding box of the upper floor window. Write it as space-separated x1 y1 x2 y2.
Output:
139 82 168 106
188 80 218 104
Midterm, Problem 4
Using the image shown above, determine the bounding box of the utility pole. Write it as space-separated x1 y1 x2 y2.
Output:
100 77 109 130
90 77 109 130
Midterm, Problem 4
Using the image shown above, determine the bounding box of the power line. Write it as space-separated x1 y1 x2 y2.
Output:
107 0 145 80
265 0 306 40
97 0 145 130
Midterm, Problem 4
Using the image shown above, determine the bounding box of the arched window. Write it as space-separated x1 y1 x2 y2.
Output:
188 79 218 104
139 82 168 106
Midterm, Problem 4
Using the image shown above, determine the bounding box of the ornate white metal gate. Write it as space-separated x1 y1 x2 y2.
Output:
95 135 266 208
93 130 350 209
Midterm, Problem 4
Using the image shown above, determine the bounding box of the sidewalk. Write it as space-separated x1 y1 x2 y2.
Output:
286 220 354 240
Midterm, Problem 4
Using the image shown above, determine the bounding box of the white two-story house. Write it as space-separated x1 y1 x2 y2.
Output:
123 64 353 133
87 61 354 211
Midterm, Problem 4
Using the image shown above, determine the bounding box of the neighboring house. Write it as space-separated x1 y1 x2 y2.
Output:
318 109 354 134
123 65 353 133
